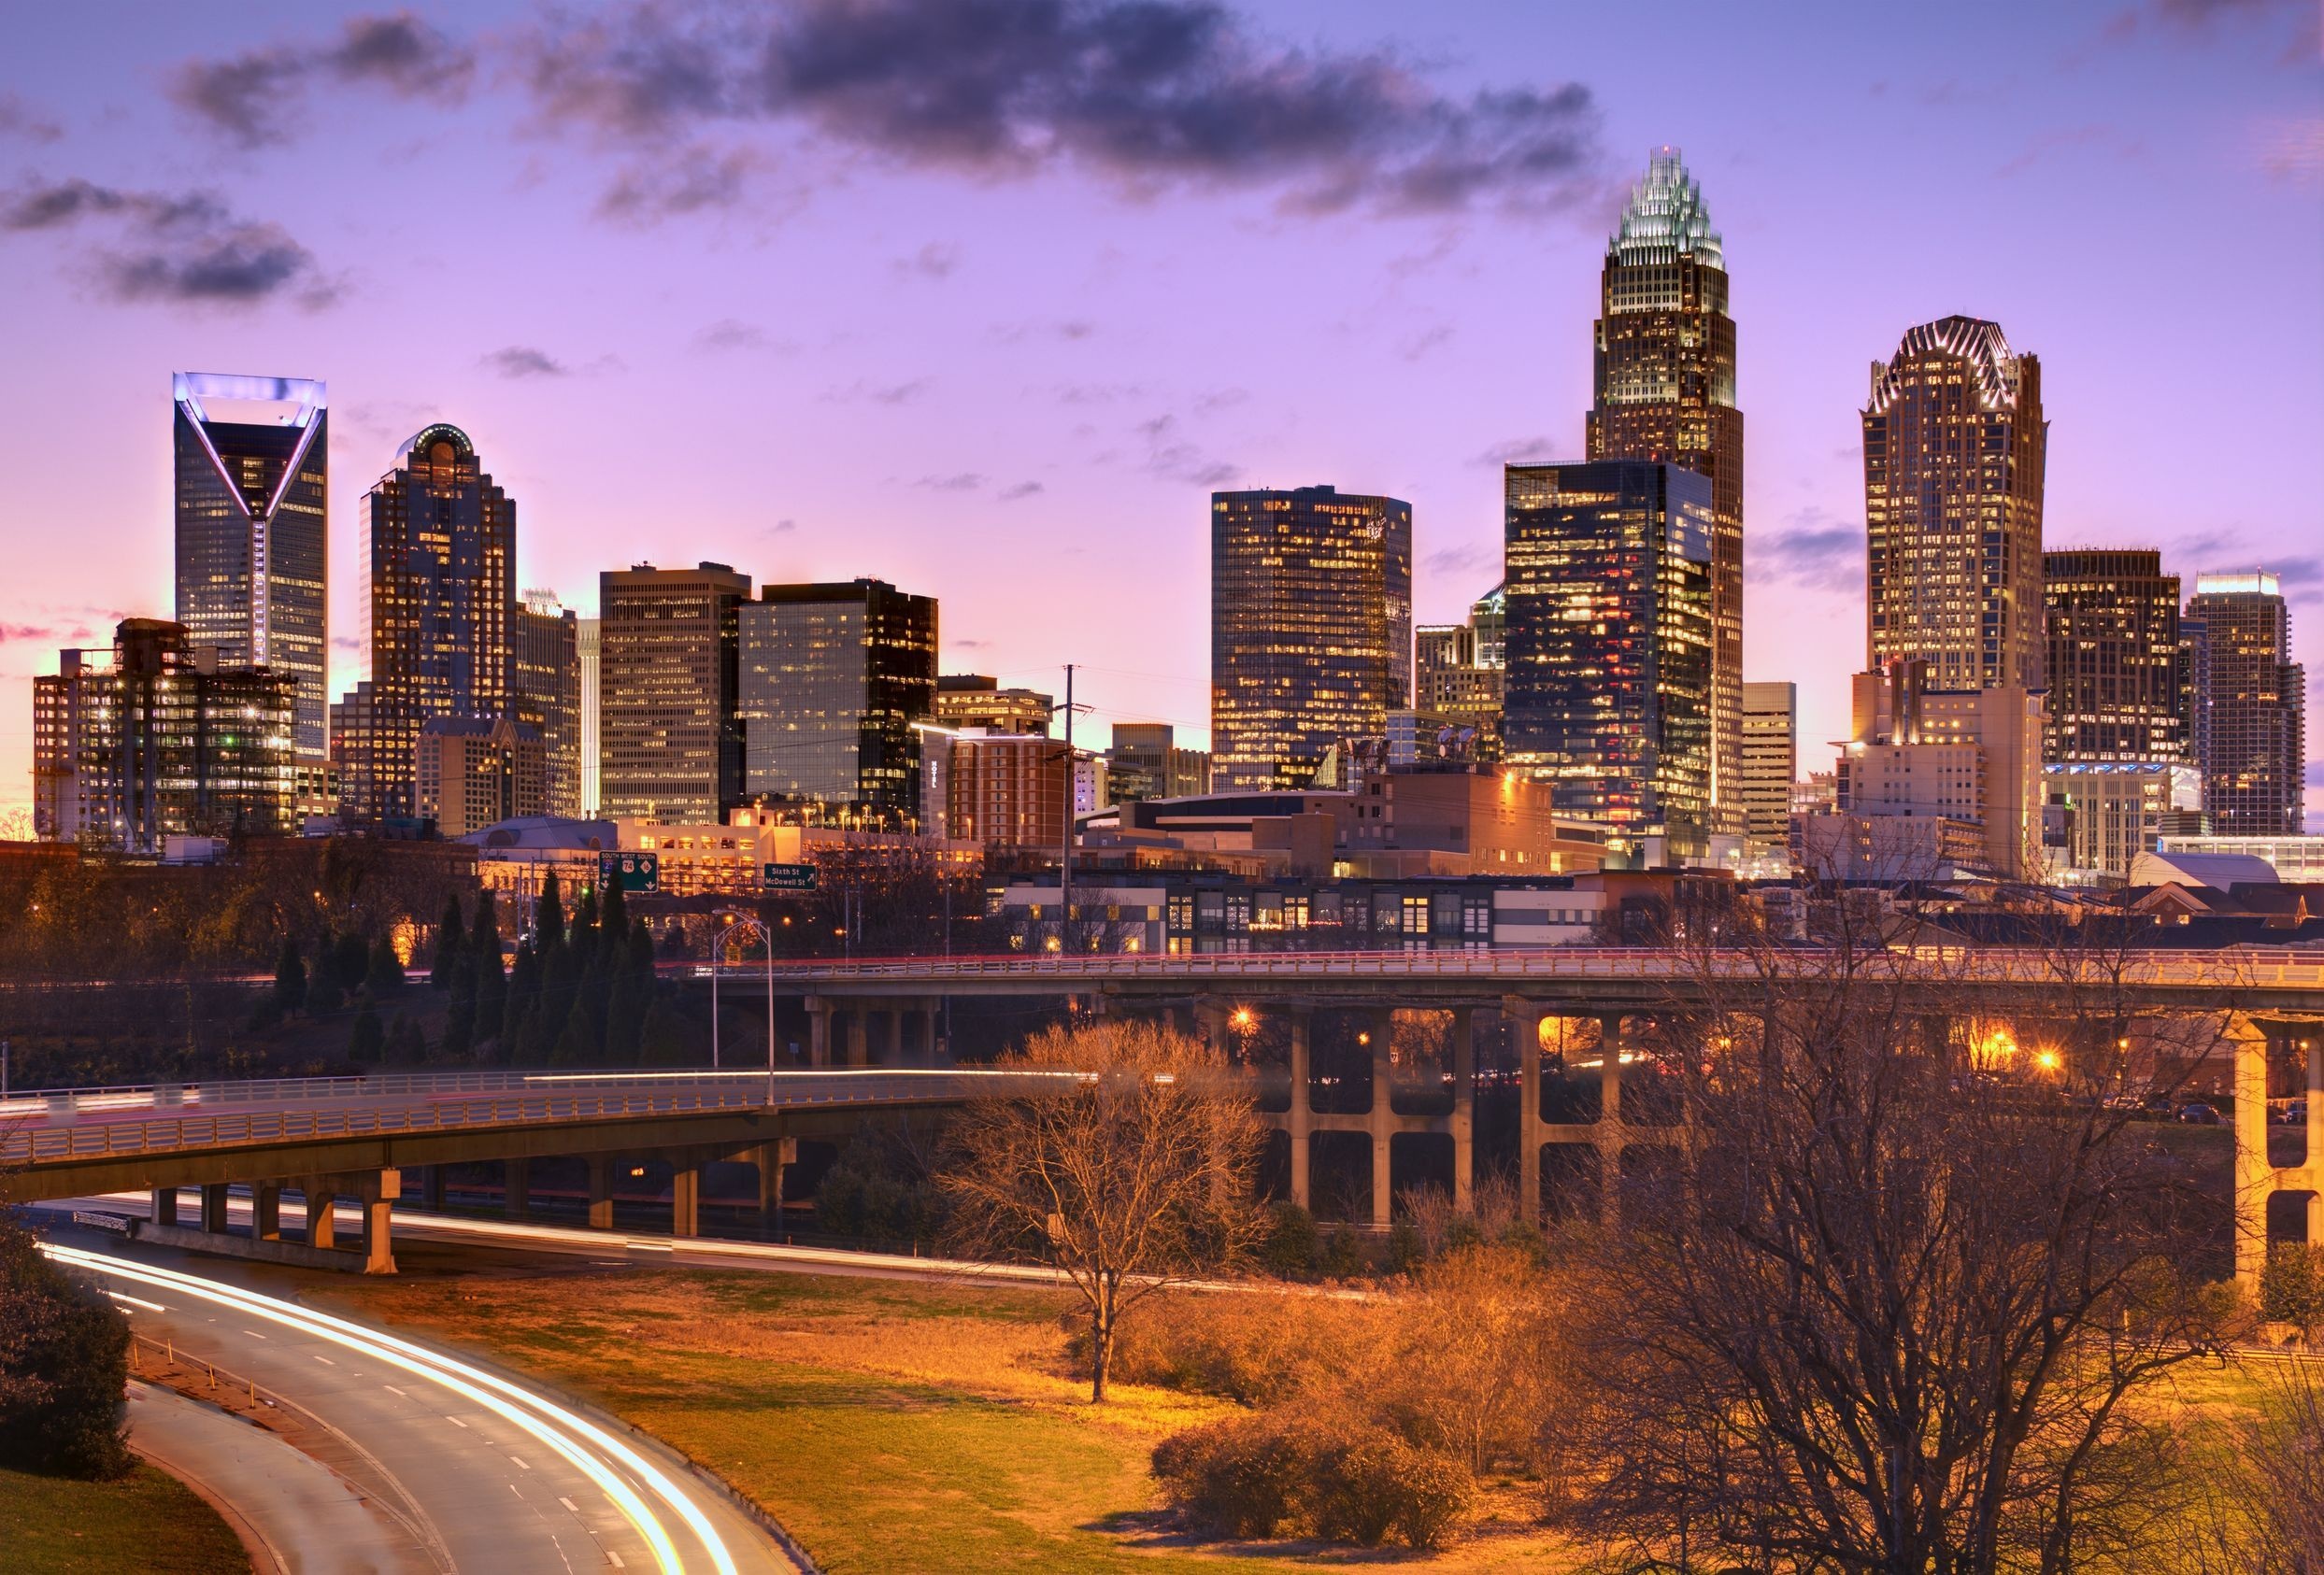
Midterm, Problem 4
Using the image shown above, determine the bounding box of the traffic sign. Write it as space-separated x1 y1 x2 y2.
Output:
600 851 661 893
762 862 818 892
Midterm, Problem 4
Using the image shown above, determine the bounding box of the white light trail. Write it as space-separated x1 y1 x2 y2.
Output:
40 1243 740 1575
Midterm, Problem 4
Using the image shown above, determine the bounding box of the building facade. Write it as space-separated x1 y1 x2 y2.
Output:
33 618 295 851
934 731 1074 850
415 714 547 839
1210 486 1412 793
577 616 601 816
172 373 329 757
1864 318 2046 693
2042 550 2184 762
349 423 515 818
1587 149 1743 837
1105 722 1210 804
739 579 938 828
1739 680 1796 848
1836 660 2045 880
513 590 581 817
2188 572 2305 835
1415 606 1506 759
597 561 752 824
1503 461 1714 862
934 674 1052 735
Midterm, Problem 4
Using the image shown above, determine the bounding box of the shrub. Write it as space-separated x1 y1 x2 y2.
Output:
0 1227 132 1478
1260 1200 1318 1278
1318 1226 1365 1280
1386 1219 1422 1274
2261 1242 2324 1335
1308 1426 1473 1549
1152 1414 1311 1539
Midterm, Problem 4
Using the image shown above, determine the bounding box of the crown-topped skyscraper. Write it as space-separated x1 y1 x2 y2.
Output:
1587 149 1742 839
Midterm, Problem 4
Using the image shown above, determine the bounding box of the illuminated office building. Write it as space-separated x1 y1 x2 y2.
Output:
33 617 295 851
347 424 515 819
513 590 581 816
172 373 329 756
416 715 547 839
1835 660 2044 882
1210 485 1412 792
739 579 937 827
1588 149 1742 834
1105 722 1210 804
935 674 1053 735
2042 550 2184 761
598 562 752 823
1739 681 1796 848
2188 572 2305 835
578 617 601 815
1503 461 1714 861
1864 317 2046 691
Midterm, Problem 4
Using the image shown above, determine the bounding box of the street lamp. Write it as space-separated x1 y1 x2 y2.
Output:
711 911 778 1100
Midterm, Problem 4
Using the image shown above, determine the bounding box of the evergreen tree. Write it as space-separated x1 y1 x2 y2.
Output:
272 937 307 1015
551 994 602 1068
600 877 627 959
638 999 692 1067
471 889 506 1040
523 939 578 1064
500 941 538 1057
307 965 346 1017
536 871 564 954
387 1013 426 1064
572 887 600 952
442 952 478 1060
348 1000 385 1064
366 935 406 996
432 895 465 988
333 929 370 992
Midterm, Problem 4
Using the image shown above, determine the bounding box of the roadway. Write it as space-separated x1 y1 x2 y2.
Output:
36 1219 802 1575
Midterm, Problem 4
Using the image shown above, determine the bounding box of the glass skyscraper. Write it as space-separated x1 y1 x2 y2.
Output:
172 372 328 757
1587 149 1742 837
514 590 581 817
1864 317 2046 692
2188 572 2305 835
1209 485 1412 792
739 578 938 827
598 562 752 823
1504 461 1714 861
349 423 514 819
2042 549 2184 762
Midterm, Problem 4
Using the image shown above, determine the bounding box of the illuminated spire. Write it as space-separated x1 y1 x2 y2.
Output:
1609 146 1723 269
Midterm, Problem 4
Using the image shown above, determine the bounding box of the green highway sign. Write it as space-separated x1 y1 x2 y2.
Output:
762 862 818 892
600 851 661 893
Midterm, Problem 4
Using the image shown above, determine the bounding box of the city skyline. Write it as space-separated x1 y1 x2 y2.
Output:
1 2 2319 827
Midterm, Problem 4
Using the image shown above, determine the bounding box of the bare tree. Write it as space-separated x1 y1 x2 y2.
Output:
940 1019 1264 1401
1562 892 2241 1573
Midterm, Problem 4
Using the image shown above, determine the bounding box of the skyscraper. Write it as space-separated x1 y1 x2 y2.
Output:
598 562 751 823
348 423 514 819
2188 572 2305 835
1504 461 1714 861
935 674 1054 735
172 372 328 756
577 616 601 816
1739 681 1796 848
2042 550 2185 761
1588 149 1742 835
739 578 938 827
1210 485 1412 792
1864 318 2046 692
513 590 581 816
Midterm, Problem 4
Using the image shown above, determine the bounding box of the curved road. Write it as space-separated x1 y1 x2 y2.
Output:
39 1225 800 1575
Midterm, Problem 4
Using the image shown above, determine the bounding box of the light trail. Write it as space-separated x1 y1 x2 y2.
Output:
39 1242 743 1575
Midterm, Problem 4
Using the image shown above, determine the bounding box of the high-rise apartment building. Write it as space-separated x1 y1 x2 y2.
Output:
738 578 938 827
1830 660 2045 881
1210 486 1412 793
598 562 751 823
2188 572 2305 835
1415 595 1507 758
1739 681 1796 847
416 715 547 838
2042 550 2184 761
935 674 1053 736
172 373 328 756
1105 722 1211 803
33 618 295 851
1504 461 1715 861
577 617 601 816
1587 149 1743 835
1864 318 2046 692
513 590 581 816
347 423 514 819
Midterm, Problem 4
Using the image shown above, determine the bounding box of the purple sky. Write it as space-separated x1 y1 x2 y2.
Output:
1 0 2318 830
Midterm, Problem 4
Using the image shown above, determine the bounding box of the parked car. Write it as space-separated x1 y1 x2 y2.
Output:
2175 1102 2223 1126
2276 1100 2308 1126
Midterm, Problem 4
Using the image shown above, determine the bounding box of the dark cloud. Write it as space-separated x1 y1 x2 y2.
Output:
894 241 960 278
513 0 1602 217
1758 512 1864 595
950 637 992 651
596 144 763 223
1468 435 1557 467
172 11 474 148
1136 413 1236 487
0 622 60 645
998 480 1045 501
915 471 984 491
481 346 567 378
0 93 64 144
332 634 366 652
693 318 797 354
0 178 334 307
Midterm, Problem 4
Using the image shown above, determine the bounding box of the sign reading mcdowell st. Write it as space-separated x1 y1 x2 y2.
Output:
762 862 818 891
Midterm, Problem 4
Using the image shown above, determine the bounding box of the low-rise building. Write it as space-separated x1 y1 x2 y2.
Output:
416 715 548 838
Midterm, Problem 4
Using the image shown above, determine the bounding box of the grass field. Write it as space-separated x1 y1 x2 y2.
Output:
327 1264 1579 1572
0 1461 250 1575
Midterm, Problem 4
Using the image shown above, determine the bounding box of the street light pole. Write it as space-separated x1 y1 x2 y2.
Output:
710 928 721 1070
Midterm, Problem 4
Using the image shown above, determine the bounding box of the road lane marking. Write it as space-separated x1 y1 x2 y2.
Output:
607 1554 624 1568
445 1415 469 1428
241 1329 268 1340
107 1291 166 1312
510 1454 532 1469
560 1497 581 1512
313 1354 335 1365
383 1384 407 1398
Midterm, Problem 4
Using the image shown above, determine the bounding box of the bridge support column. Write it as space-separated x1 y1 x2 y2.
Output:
588 1156 615 1230
756 1137 796 1225
2231 1014 2322 1292
806 999 832 1068
150 1187 178 1227
199 1183 229 1234
506 1157 531 1220
672 1155 701 1239
1368 1008 1394 1227
1505 998 1547 1223
357 1170 400 1276
304 1182 339 1251
1451 1007 1475 1214
1288 1007 1313 1209
252 1182 281 1243
912 1001 938 1065
844 1010 869 1068
420 1165 444 1210
1598 1014 1625 1227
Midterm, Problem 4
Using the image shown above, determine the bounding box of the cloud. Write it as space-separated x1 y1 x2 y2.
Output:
1758 510 1864 594
0 622 60 645
1469 435 1557 467
1994 123 2145 178
761 518 798 536
915 471 984 491
950 637 992 651
481 345 567 378
1136 413 1236 487
894 240 959 278
2254 115 2324 183
993 319 1095 344
1423 542 1497 578
596 143 766 223
824 377 931 404
171 11 474 147
0 93 64 144
509 0 1602 217
693 317 784 352
0 178 335 306
332 634 366 652
1398 324 1454 361
998 480 1045 501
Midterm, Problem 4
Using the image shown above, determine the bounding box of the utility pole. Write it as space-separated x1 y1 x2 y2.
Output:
1061 662 1074 956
